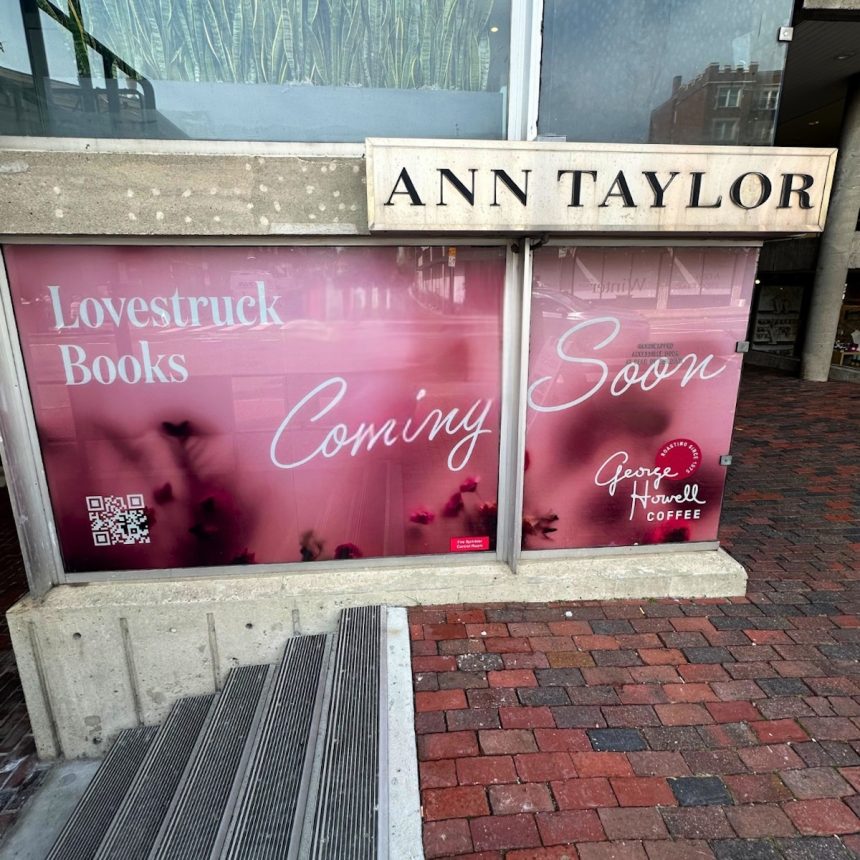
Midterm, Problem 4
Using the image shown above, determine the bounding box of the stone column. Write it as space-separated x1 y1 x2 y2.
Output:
801 75 860 381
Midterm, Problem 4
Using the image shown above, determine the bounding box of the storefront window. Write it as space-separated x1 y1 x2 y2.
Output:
538 0 793 145
3 244 505 572
523 246 757 550
0 0 511 141
833 283 860 368
750 282 805 356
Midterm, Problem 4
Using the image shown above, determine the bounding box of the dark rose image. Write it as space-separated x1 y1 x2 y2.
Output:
442 493 465 518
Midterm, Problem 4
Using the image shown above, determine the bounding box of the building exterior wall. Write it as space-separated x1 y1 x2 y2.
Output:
0 0 847 758
0 141 367 238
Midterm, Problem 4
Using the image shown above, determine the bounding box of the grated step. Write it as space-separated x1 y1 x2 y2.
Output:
222 633 331 860
305 605 385 860
94 694 215 860
47 726 158 860
148 663 272 860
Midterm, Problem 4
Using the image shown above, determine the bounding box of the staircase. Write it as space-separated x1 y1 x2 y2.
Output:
44 606 419 860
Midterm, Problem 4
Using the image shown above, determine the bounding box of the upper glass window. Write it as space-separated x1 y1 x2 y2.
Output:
0 0 511 141
538 0 793 146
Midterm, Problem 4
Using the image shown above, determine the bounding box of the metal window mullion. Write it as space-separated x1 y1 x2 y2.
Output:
506 0 544 141
525 0 544 141
0 249 64 595
495 243 532 572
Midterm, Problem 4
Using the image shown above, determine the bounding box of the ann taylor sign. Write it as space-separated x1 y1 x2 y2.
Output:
365 139 836 235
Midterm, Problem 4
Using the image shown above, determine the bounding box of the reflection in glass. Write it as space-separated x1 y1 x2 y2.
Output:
538 0 792 145
5 245 505 572
1 0 511 140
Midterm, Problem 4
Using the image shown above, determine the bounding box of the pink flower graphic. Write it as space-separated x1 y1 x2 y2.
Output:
334 543 363 560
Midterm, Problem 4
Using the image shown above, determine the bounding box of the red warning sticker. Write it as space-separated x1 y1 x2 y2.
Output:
450 536 490 552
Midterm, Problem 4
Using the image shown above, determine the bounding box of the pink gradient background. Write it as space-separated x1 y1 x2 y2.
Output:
523 246 757 550
4 245 504 572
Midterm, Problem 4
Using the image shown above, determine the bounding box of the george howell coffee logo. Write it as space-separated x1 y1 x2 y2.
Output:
655 438 702 479
594 439 707 526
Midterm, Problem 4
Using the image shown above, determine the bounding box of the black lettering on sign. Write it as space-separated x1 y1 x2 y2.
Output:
438 169 478 206
490 169 530 206
730 172 772 210
384 168 424 206
557 170 598 207
778 173 814 209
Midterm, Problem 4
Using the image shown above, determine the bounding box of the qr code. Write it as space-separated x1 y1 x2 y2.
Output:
86 495 151 546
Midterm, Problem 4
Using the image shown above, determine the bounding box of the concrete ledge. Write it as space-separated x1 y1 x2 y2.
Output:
0 141 367 237
8 549 745 759
0 761 100 859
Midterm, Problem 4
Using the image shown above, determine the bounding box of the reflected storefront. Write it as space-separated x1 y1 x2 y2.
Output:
538 0 792 146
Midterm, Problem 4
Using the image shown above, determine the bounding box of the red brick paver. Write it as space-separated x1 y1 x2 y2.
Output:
412 367 860 859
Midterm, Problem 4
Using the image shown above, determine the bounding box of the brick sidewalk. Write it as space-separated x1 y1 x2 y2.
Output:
410 367 860 859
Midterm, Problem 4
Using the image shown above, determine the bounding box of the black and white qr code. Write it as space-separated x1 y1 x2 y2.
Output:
86 495 151 546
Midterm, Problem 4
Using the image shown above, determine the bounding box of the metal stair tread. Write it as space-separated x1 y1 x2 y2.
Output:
305 605 385 860
43 606 395 860
148 663 272 860
93 693 215 860
47 726 158 860
222 633 331 860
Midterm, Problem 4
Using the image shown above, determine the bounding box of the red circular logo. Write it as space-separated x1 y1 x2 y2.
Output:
655 438 702 478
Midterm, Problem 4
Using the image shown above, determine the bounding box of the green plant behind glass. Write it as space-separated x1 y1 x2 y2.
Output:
82 0 495 90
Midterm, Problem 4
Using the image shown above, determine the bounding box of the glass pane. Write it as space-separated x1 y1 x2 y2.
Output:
524 246 757 550
538 0 793 145
750 283 805 355
0 4 38 135
5 244 504 573
1 0 511 141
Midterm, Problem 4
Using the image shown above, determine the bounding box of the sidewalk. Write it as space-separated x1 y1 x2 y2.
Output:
410 366 860 859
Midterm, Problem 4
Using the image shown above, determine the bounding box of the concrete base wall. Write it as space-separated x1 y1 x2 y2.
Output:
8 550 746 760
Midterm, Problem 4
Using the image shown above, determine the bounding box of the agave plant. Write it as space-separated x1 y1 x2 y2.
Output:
79 0 495 90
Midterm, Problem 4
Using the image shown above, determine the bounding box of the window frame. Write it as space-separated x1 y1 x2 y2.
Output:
758 87 779 111
2 0 530 146
518 237 760 560
711 117 740 142
715 85 743 110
